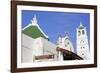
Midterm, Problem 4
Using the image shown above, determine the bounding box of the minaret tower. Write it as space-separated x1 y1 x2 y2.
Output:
76 22 90 60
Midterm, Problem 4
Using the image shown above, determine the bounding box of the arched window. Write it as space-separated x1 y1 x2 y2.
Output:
78 30 81 36
82 30 85 35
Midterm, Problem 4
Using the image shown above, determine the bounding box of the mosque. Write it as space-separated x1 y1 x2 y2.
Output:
21 15 90 63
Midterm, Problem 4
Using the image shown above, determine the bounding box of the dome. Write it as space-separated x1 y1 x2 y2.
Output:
78 22 85 29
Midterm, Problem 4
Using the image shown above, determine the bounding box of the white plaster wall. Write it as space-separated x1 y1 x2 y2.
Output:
22 33 34 49
42 38 57 55
22 35 57 62
22 34 35 62
32 37 44 56
21 46 33 63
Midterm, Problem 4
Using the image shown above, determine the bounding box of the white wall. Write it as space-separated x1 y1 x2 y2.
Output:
22 33 57 62
0 0 100 73
22 34 35 50
22 46 33 62
43 37 57 55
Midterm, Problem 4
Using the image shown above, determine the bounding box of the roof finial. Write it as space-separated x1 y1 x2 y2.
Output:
80 22 83 27
31 15 37 25
65 32 69 38
78 22 85 29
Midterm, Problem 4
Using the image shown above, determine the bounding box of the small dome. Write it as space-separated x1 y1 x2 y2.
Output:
78 22 85 29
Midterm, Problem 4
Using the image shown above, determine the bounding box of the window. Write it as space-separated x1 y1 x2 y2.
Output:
80 40 84 43
82 53 84 56
65 41 69 47
67 42 69 44
82 30 85 35
78 30 81 36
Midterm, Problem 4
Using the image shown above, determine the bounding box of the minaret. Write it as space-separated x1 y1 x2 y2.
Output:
76 22 90 60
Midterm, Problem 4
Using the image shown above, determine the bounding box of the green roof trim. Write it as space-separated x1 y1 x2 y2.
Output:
22 25 47 39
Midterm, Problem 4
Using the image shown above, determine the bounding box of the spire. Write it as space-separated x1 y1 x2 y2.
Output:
80 22 83 27
31 15 38 25
78 22 84 29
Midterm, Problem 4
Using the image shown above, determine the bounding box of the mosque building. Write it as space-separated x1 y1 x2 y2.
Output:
22 15 89 62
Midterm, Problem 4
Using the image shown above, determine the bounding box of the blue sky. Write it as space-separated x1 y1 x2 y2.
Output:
22 10 90 52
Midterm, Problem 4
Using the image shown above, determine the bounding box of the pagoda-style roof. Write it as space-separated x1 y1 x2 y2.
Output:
22 15 48 39
22 25 47 39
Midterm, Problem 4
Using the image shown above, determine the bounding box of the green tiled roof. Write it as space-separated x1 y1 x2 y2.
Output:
22 25 47 39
